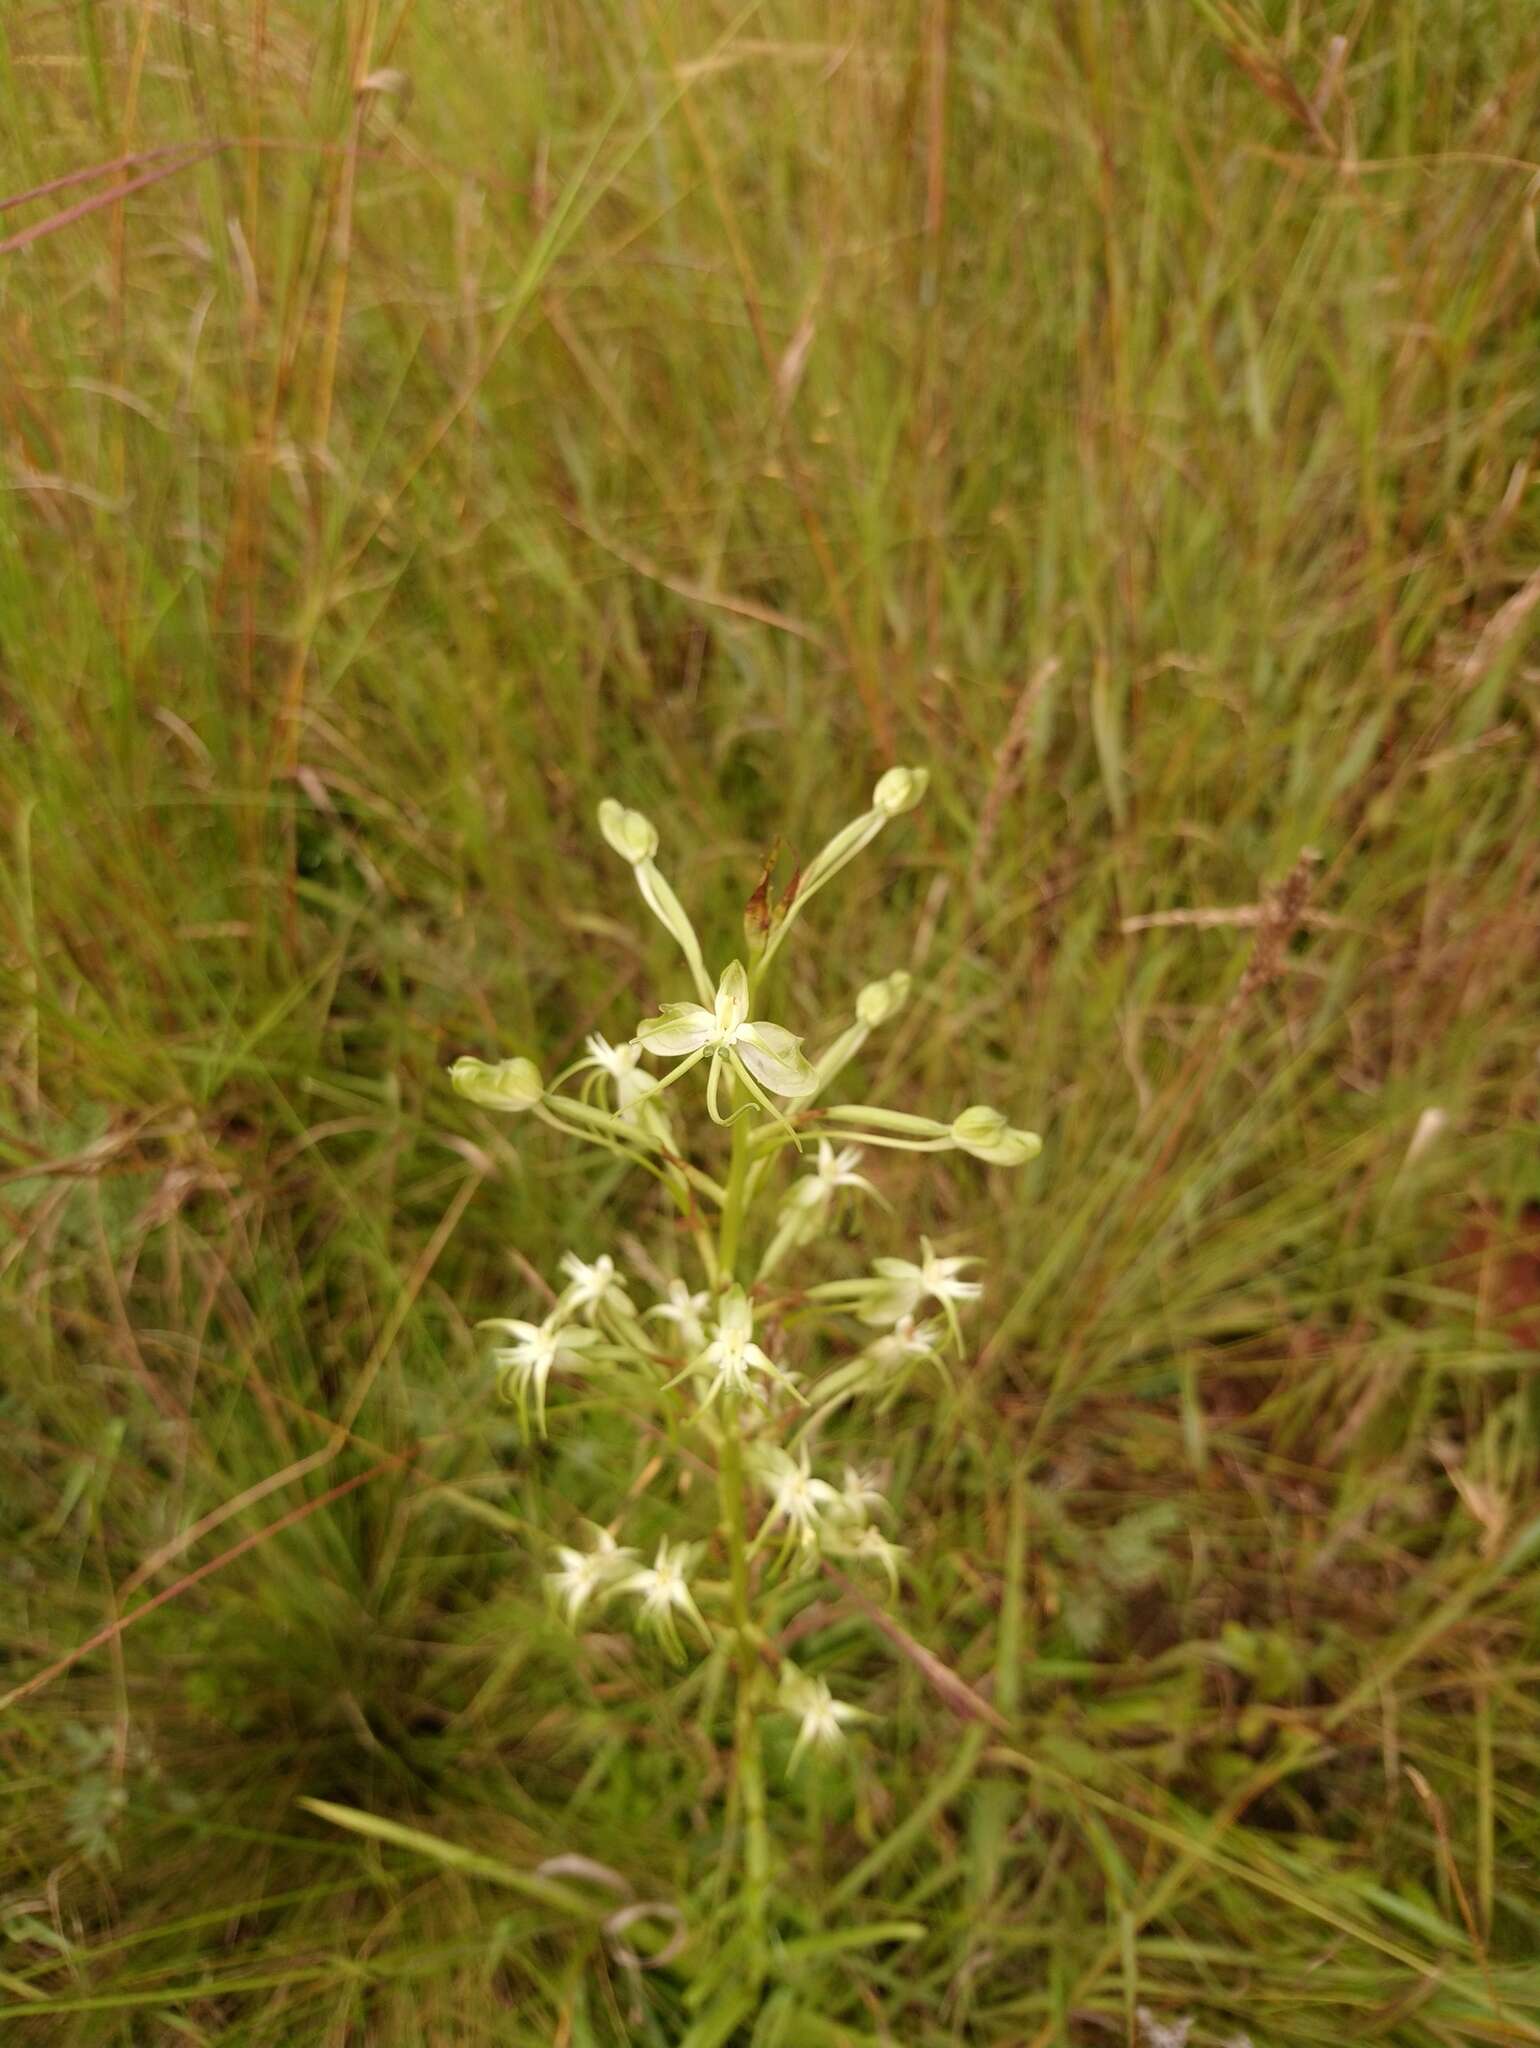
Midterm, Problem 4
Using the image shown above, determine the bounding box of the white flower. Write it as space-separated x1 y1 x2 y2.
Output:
635 959 816 1114
809 1312 947 1414
859 1237 982 1329
787 1140 879 1213
778 1663 866 1774
557 1251 632 1325
754 1445 841 1548
584 1033 657 1111
449 1055 543 1112
547 1525 636 1626
827 1521 907 1598
862 1313 945 1370
617 1538 711 1661
693 1287 798 1412
950 1103 1042 1166
648 1277 712 1354
836 1465 888 1521
481 1315 601 1434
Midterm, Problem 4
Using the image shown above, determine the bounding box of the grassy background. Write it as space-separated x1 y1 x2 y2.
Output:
3 0 1540 2040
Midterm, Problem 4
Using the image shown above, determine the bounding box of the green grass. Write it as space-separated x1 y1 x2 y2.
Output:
3 0 1540 2040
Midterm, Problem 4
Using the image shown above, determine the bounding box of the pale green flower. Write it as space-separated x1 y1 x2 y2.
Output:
778 1662 866 1774
618 1538 711 1661
647 1277 712 1354
449 1054 543 1112
482 1315 601 1434
556 1251 633 1325
547 1525 637 1626
827 1521 907 1598
858 1237 982 1328
811 1311 947 1413
757 1139 884 1278
786 1140 879 1214
836 1465 889 1521
636 959 816 1118
753 1444 841 1548
863 1313 946 1369
692 1286 799 1412
583 1032 657 1110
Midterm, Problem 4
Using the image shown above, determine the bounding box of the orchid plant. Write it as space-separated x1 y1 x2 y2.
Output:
450 768 1040 1974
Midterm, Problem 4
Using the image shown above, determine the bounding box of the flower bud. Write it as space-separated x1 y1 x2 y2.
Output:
597 798 660 865
855 970 912 1028
872 765 929 818
950 1103 1042 1166
450 1055 544 1112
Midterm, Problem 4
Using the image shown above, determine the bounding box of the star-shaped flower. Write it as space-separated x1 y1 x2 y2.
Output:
617 1538 711 1662
753 1445 841 1549
583 1033 657 1111
647 1276 712 1355
635 960 816 1121
858 1236 982 1347
778 1663 867 1774
480 1315 601 1434
546 1525 636 1626
786 1140 880 1214
556 1251 633 1325
691 1287 799 1412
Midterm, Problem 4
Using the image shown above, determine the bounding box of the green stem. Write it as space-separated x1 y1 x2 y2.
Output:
718 1398 769 1963
719 1110 751 1276
715 1112 769 1971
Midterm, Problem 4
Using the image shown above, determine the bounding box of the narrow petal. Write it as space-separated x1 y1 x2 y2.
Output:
478 1318 542 1342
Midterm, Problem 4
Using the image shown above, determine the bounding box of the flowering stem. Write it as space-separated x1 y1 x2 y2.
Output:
715 1113 770 1970
718 1397 769 1965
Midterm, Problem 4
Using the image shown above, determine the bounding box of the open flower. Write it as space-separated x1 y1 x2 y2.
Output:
584 1033 657 1112
827 1521 907 1598
481 1316 601 1434
556 1252 633 1325
636 960 816 1120
778 1663 867 1774
786 1140 879 1214
837 1465 889 1521
547 1525 636 1626
691 1287 800 1412
863 1313 946 1370
752 1444 841 1549
858 1237 983 1336
648 1277 712 1355
617 1538 711 1661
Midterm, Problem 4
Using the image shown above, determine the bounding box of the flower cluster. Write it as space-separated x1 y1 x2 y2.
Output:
450 769 1040 1787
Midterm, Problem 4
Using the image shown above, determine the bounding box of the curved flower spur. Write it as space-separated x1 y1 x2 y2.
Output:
447 768 1042 1984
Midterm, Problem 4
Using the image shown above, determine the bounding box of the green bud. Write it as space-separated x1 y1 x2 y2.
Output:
872 765 929 818
597 798 660 865
855 970 912 1028
950 1103 1042 1166
450 1055 544 1112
